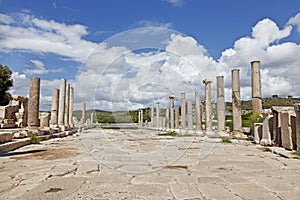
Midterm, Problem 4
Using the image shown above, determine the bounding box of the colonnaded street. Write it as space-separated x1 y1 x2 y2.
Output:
0 127 300 200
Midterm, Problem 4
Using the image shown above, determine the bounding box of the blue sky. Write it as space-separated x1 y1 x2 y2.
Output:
0 0 300 111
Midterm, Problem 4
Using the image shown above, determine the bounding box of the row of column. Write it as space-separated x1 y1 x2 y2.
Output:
50 78 74 129
146 61 262 134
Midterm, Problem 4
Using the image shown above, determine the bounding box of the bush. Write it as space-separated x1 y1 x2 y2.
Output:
30 135 40 144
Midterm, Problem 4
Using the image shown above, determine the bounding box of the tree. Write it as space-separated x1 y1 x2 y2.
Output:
0 64 13 106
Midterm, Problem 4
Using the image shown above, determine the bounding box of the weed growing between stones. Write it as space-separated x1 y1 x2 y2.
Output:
158 131 177 137
221 137 232 143
30 135 40 144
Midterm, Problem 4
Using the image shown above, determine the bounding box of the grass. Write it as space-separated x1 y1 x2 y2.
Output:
158 131 177 137
221 137 232 143
292 150 300 157
261 147 271 152
30 135 41 144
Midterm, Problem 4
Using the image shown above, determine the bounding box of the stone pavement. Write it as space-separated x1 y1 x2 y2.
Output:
0 128 299 199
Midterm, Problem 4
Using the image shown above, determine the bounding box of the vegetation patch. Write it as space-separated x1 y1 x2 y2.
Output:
260 147 271 152
292 150 300 157
30 135 41 144
158 131 177 137
221 137 232 143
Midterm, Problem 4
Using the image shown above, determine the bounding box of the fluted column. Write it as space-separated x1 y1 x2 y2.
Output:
28 77 40 128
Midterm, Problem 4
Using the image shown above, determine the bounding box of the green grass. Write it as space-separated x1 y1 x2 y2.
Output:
158 131 177 137
221 137 232 143
30 135 40 144
292 150 300 157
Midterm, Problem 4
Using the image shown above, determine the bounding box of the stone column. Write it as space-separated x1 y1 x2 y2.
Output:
141 109 143 127
156 103 160 129
180 93 186 129
151 105 154 127
203 80 212 132
28 77 40 128
82 102 86 124
175 107 179 129
231 69 242 133
216 76 226 132
58 79 66 127
69 87 74 127
64 83 70 127
187 100 193 130
166 109 170 129
295 104 300 150
138 110 141 127
50 88 59 127
91 112 94 124
195 92 202 131
169 95 175 130
251 61 262 115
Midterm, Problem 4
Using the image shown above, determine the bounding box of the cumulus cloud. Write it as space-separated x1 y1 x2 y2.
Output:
3 11 300 111
23 59 63 75
0 12 97 62
287 13 300 33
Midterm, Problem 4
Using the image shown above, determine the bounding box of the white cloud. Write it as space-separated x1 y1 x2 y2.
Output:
0 12 98 62
287 12 300 33
24 59 63 75
163 0 185 6
4 12 300 111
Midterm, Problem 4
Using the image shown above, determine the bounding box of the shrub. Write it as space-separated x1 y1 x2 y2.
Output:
30 135 40 144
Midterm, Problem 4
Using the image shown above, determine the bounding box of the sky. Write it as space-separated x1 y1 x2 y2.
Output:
0 0 300 111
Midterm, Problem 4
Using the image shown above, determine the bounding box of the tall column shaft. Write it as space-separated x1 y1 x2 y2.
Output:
151 105 154 127
69 87 74 127
232 69 242 132
166 109 170 129
169 95 175 130
175 108 179 129
217 76 226 131
50 88 59 126
156 103 160 129
64 83 70 126
195 92 202 131
203 80 212 132
141 109 143 127
58 79 66 127
28 77 40 127
181 93 186 129
251 61 262 114
82 102 86 124
187 100 193 129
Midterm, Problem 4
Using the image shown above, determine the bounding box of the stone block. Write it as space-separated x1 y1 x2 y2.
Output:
254 123 263 144
280 112 295 150
0 132 13 143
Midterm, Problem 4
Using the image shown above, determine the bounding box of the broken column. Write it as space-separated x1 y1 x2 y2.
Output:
251 61 262 115
69 87 74 127
175 107 179 129
231 69 242 133
169 95 175 130
180 93 186 129
58 79 66 127
203 80 212 132
82 102 86 124
64 83 70 127
195 92 202 132
187 100 193 130
216 76 226 132
50 88 59 127
260 113 273 146
295 104 300 150
28 77 40 128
